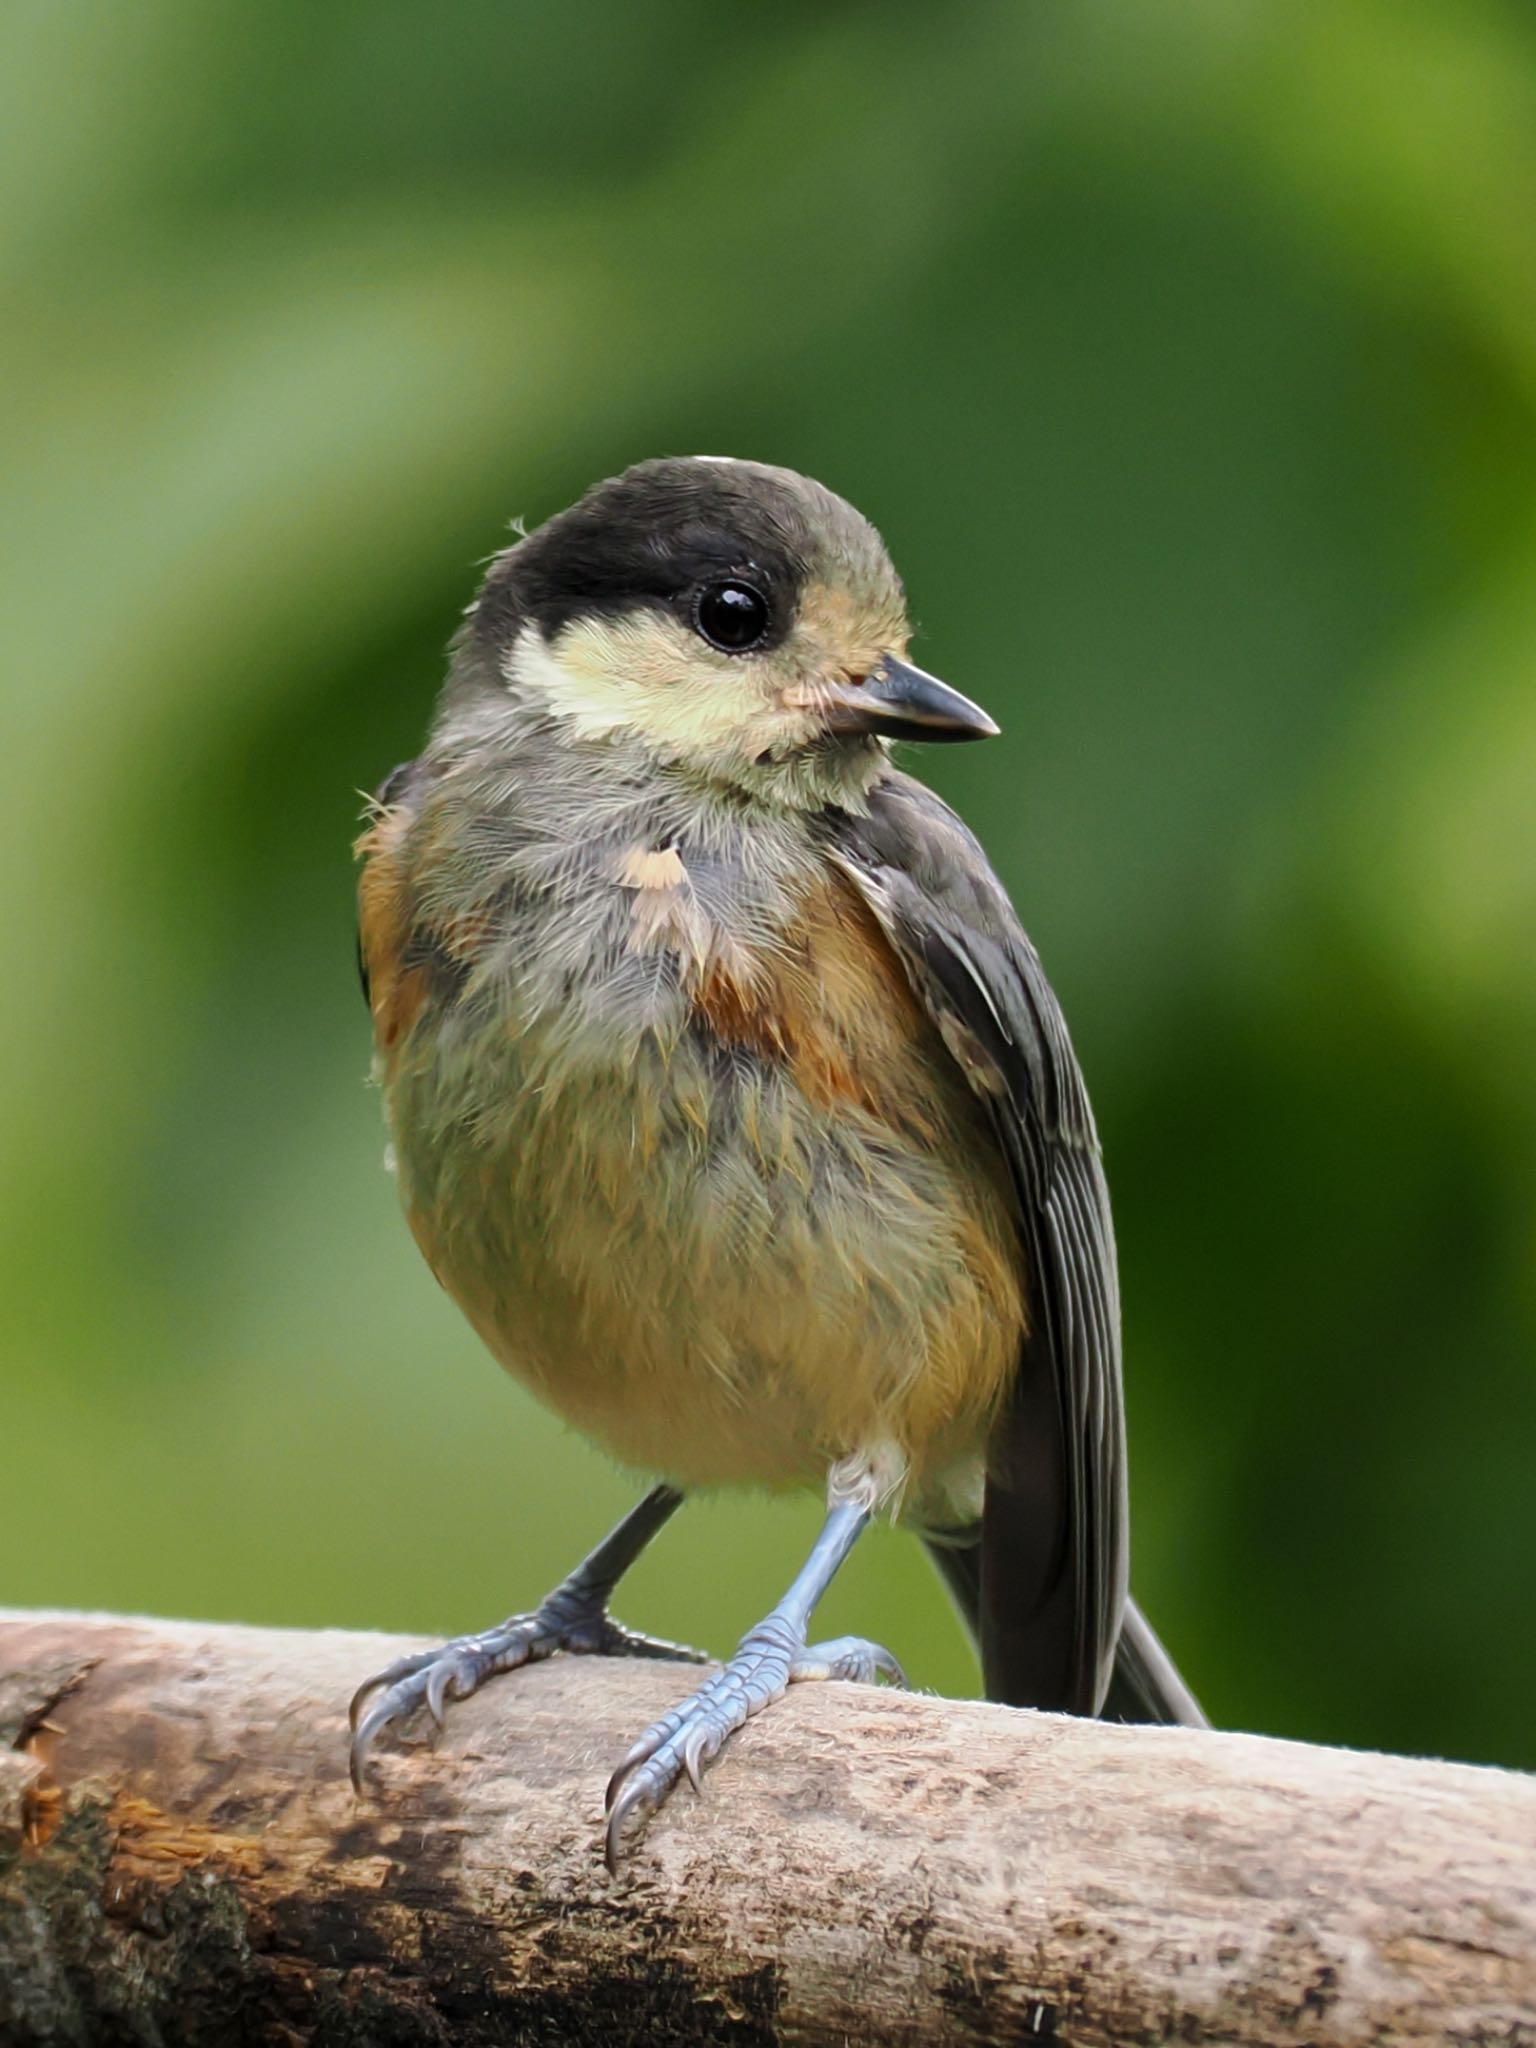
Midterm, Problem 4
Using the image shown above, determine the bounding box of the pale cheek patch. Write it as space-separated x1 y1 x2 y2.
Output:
504 617 775 760
502 620 639 736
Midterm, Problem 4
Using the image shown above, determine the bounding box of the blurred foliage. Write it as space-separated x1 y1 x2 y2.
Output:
4 1 1534 1773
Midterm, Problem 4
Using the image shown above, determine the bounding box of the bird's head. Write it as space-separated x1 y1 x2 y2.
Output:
452 457 997 808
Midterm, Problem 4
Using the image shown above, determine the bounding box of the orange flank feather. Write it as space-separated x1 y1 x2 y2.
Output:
355 807 429 1061
690 871 940 1140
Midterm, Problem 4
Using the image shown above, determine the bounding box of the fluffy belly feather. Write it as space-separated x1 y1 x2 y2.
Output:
362 791 1026 1519
389 1018 1023 1513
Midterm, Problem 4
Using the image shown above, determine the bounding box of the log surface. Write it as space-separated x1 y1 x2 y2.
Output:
0 1609 1533 2046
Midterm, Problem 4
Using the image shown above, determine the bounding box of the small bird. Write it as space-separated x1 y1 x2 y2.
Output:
349 456 1204 1867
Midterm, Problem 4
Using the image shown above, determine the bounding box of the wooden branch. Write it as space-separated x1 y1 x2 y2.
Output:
1 1611 1532 2045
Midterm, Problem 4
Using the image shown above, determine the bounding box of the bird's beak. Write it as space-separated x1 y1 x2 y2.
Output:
816 655 1000 744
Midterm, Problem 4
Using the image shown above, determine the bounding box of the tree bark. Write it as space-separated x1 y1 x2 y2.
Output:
0 1610 1532 2046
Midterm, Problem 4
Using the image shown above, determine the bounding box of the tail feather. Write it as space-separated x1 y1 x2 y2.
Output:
923 1534 1206 1728
1100 1596 1208 1727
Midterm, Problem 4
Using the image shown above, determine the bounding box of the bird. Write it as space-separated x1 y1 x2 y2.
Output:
348 455 1205 1869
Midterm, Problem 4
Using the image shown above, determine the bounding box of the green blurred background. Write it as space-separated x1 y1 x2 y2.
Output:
4 1 1534 1774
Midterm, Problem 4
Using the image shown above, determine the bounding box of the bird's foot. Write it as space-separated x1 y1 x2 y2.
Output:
603 1617 903 1870
349 1593 706 1793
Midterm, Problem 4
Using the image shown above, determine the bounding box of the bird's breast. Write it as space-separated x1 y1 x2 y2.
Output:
360 796 1024 1508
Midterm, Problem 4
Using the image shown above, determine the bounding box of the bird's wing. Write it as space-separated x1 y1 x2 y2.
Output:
827 769 1127 1713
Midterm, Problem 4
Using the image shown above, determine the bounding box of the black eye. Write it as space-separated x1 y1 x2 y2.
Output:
693 579 770 653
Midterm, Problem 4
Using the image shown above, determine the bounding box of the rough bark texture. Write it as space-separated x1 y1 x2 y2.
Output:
0 1610 1532 2046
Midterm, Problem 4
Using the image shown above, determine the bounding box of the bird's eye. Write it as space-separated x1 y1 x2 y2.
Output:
693 579 770 654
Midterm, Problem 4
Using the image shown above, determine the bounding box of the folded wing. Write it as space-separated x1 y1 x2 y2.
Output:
827 770 1127 1714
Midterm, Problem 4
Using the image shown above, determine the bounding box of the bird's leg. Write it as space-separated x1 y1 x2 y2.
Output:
349 1484 702 1791
604 1494 904 1870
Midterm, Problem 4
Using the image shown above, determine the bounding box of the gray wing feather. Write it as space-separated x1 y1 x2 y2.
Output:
828 770 1128 1713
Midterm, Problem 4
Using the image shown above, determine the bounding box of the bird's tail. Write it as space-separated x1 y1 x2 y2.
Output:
1099 1596 1207 1727
925 1536 1206 1727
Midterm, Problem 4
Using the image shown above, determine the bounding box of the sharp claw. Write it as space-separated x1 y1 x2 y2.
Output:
681 1725 710 1796
605 1770 651 1873
349 1707 387 1796
349 1661 411 1732
604 1740 650 1815
348 1643 446 1732
424 1661 457 1728
604 1794 631 1875
348 1695 393 1794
